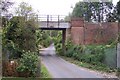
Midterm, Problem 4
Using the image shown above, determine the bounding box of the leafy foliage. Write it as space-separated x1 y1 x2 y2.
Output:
15 2 33 16
106 6 118 22
2 16 37 59
63 40 117 66
62 56 115 73
36 30 62 54
2 1 40 78
17 51 38 76
36 30 52 48
52 31 62 55
72 1 114 22
117 0 120 22
98 0 120 22
1 0 14 16
82 45 105 64
65 41 80 58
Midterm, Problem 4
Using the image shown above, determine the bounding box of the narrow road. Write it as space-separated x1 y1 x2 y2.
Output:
41 55 105 78
40 44 117 78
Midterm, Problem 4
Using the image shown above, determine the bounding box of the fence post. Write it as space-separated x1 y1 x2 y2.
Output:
0 15 2 79
117 43 120 68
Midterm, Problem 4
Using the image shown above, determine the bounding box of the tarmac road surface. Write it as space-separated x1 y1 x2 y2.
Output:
41 56 106 78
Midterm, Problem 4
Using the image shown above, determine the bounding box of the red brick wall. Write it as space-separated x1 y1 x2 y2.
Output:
71 27 84 44
71 18 84 27
70 18 84 45
70 18 119 45
84 22 118 44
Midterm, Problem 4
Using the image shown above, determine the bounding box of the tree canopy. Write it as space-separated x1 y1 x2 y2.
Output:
72 1 114 22
116 0 120 22
1 0 14 16
2 2 38 59
15 2 33 16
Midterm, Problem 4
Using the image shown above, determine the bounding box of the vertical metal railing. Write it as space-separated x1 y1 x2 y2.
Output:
47 15 49 28
58 15 60 28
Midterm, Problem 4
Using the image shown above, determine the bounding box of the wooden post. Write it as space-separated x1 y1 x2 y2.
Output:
117 22 120 68
62 30 66 55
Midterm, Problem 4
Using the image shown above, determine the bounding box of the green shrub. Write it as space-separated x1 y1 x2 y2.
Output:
2 16 38 59
84 45 105 64
52 31 62 55
72 52 78 60
65 41 83 60
64 42 108 66
65 46 74 57
17 51 38 76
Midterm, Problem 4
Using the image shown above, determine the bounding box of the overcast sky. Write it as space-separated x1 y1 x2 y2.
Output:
11 0 119 15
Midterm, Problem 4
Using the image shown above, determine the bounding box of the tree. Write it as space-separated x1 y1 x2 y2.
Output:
106 6 118 22
1 0 14 16
72 2 92 22
2 16 38 59
104 0 120 42
1 0 14 28
15 2 33 16
116 0 120 42
72 1 114 22
116 0 120 22
2 2 38 59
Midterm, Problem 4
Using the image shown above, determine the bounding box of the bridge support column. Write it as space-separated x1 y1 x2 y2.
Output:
62 30 66 55
71 18 84 45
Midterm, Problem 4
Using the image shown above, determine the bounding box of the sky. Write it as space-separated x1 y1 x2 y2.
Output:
11 0 119 16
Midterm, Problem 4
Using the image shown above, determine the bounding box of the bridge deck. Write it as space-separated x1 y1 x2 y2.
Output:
38 21 70 29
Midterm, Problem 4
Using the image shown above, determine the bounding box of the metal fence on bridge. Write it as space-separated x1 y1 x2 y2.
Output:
36 15 70 28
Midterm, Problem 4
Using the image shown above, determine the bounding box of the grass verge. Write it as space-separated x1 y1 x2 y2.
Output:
61 56 117 73
41 63 52 78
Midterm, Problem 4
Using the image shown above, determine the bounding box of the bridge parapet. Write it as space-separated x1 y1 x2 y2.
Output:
37 15 70 29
